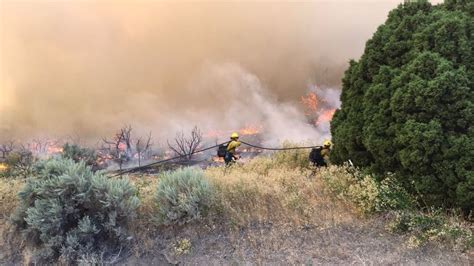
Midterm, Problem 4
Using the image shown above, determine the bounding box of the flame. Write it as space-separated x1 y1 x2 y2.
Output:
47 146 63 154
301 91 336 126
0 163 8 171
212 156 224 163
205 129 225 138
205 124 263 139
238 124 262 136
22 139 64 156
316 109 336 125
118 142 127 151
301 92 319 115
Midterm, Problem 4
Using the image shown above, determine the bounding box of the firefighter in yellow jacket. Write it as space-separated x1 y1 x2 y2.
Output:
321 140 332 166
225 132 241 165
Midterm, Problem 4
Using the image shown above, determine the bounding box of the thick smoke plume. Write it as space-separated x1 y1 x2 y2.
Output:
0 1 439 144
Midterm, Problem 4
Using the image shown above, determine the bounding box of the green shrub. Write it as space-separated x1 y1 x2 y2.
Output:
12 158 140 263
62 143 98 169
321 165 414 214
321 165 472 250
4 150 35 178
387 209 473 251
330 1 473 210
154 167 213 225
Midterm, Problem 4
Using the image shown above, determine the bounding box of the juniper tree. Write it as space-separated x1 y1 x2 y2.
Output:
331 0 473 211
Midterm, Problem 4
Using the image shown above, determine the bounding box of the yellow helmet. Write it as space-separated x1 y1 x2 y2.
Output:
231 132 239 139
323 140 332 147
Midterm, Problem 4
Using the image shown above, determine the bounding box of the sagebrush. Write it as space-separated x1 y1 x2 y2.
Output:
154 167 213 225
61 143 97 169
12 158 140 264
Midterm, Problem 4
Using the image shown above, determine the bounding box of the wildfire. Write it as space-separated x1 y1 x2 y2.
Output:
212 156 224 163
238 124 263 136
316 109 336 125
205 124 263 140
205 129 225 138
118 142 127 151
0 163 8 171
301 91 336 126
47 146 63 154
301 92 319 115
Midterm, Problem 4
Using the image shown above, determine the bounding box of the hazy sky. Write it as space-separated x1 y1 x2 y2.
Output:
0 0 443 142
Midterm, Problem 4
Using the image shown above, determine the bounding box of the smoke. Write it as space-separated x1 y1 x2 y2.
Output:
184 63 322 144
0 1 440 144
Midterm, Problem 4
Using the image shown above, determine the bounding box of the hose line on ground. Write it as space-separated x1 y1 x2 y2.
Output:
110 142 227 177
240 141 320 151
110 141 321 177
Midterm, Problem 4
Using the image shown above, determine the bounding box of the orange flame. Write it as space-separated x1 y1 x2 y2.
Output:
212 156 224 163
47 146 63 154
316 109 336 125
0 163 8 171
118 142 127 151
205 129 225 138
301 92 319 115
238 124 262 136
301 91 336 125
205 124 263 139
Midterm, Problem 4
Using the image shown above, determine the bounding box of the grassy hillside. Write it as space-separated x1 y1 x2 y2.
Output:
1 148 471 264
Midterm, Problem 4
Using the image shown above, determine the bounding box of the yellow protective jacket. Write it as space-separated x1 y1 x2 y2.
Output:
321 148 331 164
226 140 241 154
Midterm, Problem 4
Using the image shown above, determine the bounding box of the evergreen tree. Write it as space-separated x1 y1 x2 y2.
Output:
331 0 473 211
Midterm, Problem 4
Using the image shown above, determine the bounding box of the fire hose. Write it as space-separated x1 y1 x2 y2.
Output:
110 141 321 177
110 142 227 177
239 141 321 151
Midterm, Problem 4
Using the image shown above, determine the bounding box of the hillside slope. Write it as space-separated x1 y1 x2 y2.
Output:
1 152 471 264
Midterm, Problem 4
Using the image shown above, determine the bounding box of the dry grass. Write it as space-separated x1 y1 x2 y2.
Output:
0 178 24 220
205 156 356 227
0 150 471 264
0 178 25 263
127 174 161 256
124 152 358 257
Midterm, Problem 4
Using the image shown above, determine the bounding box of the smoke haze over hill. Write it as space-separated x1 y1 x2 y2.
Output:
0 0 442 143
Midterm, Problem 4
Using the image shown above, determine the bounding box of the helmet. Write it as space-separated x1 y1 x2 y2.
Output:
323 140 332 147
231 132 239 139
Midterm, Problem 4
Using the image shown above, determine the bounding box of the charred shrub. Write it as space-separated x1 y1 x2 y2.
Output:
154 167 213 225
12 158 140 264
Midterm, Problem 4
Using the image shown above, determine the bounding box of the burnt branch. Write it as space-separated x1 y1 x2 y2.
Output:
135 132 153 166
167 126 202 160
101 125 134 170
0 140 15 159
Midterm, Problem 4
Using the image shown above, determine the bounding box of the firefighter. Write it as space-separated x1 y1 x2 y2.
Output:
321 140 332 166
225 132 241 165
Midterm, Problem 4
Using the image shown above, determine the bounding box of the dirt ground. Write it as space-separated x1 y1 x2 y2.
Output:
124 219 472 265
